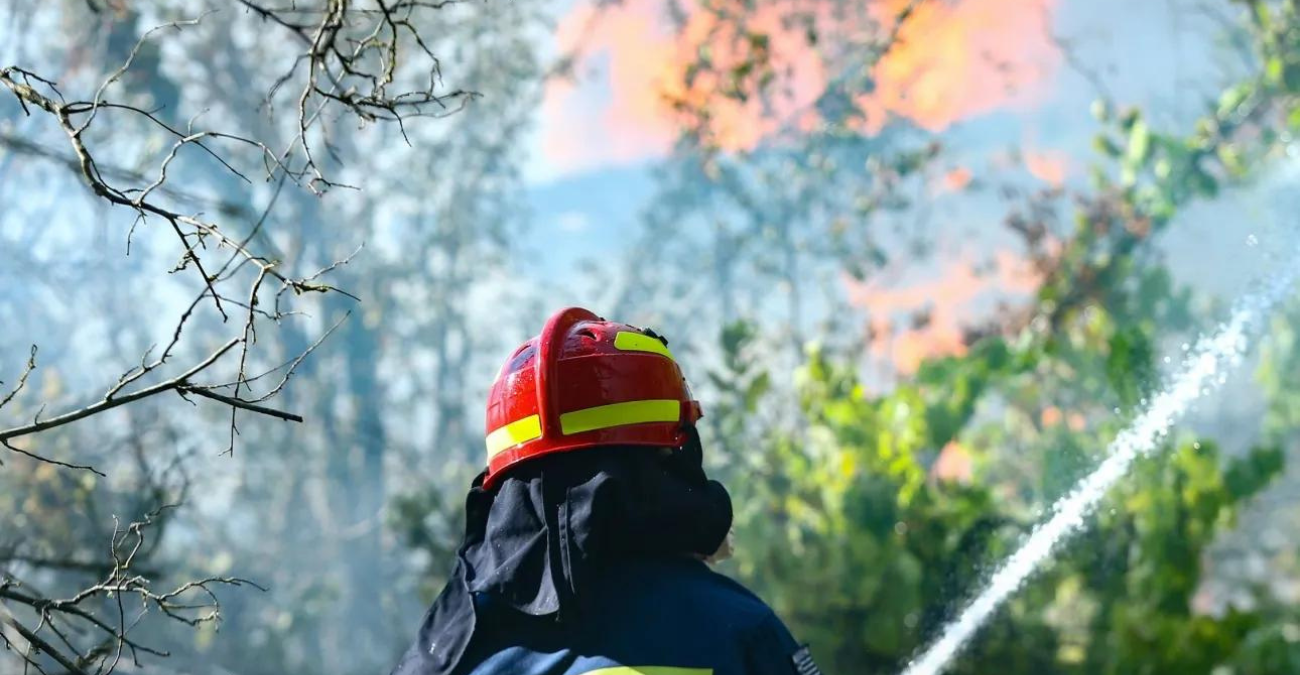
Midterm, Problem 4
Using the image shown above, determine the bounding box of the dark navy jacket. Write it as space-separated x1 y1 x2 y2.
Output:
456 557 815 675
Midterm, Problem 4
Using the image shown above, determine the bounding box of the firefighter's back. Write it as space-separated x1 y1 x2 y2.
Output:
458 557 806 675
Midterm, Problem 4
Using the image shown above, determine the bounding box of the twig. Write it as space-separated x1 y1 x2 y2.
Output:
178 387 304 423
237 0 477 191
1 504 263 672
0 438 105 476
0 339 238 444
0 614 91 675
0 345 37 410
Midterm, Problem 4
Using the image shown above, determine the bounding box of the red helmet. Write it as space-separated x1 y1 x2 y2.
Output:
483 307 703 487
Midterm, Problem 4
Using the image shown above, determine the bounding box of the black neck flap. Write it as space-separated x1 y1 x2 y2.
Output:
390 437 732 675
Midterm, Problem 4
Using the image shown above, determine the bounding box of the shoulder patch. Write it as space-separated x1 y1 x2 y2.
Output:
791 645 821 675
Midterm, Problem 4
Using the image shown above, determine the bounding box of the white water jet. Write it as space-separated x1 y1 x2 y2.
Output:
900 257 1300 675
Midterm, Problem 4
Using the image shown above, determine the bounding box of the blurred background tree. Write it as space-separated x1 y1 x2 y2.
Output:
692 2 1300 673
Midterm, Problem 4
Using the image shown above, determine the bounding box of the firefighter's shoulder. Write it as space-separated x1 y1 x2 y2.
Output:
458 558 822 675
581 557 821 675
590 556 775 622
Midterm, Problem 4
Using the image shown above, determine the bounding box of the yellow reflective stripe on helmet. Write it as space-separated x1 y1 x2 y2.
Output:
560 399 680 436
614 331 674 360
485 414 542 458
581 667 712 675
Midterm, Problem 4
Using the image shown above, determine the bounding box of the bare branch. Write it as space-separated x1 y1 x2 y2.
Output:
0 7 386 671
179 386 304 424
0 438 105 476
1 505 263 673
1 18 357 467
0 614 91 675
245 311 351 402
237 0 479 191
0 345 37 411
0 132 249 218
0 339 239 445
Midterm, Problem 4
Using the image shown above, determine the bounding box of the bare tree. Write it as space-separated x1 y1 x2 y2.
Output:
233 0 480 192
0 2 486 671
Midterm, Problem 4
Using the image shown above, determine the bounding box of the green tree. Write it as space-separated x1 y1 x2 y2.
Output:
704 2 1300 673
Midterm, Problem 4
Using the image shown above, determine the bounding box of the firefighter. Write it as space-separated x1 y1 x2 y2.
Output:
391 307 819 675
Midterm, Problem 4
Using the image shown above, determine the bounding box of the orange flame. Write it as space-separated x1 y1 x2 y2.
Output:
933 440 974 483
542 1 679 172
941 166 974 192
845 250 1041 374
1023 148 1070 187
542 0 1060 172
855 0 1059 134
1041 405 1063 427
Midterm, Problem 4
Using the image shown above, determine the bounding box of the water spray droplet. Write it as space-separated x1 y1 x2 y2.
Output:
1247 234 1259 247
898 252 1300 675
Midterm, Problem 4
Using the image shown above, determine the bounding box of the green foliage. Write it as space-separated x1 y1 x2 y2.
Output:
1258 302 1300 444
715 320 1289 674
707 5 1300 671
